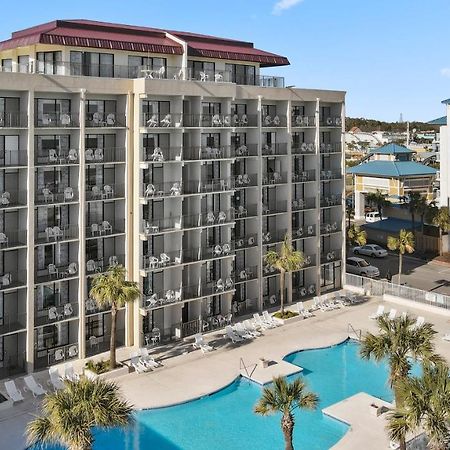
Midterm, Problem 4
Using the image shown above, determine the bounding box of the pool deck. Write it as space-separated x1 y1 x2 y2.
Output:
3 294 450 449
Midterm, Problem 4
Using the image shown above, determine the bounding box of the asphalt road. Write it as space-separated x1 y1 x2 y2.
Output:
346 247 450 295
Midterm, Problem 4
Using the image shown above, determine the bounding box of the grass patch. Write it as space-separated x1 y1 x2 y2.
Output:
273 310 299 320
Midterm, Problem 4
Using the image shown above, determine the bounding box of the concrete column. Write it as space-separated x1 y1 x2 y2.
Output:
314 98 321 295
354 190 365 220
257 95 263 312
286 99 293 305
340 102 346 289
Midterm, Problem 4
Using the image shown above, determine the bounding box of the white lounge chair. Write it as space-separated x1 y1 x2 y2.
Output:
23 375 47 397
234 323 254 340
192 334 214 353
262 310 281 327
412 316 425 329
387 308 397 320
369 305 384 320
130 355 150 373
63 362 79 381
253 313 275 329
297 302 313 318
47 367 65 390
4 380 24 403
225 325 243 343
442 333 450 342
139 347 163 367
243 319 262 336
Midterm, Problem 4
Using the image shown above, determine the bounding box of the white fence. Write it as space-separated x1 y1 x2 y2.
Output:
345 273 450 310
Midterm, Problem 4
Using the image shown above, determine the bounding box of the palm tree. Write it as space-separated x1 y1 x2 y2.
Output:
366 189 389 219
432 207 450 256
388 363 450 450
387 229 414 286
406 192 423 236
264 235 304 315
27 378 133 450
347 223 367 247
254 376 319 450
346 204 354 228
90 265 140 369
360 314 443 450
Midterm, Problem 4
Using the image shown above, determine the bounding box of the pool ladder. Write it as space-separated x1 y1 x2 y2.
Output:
347 323 362 341
240 358 257 378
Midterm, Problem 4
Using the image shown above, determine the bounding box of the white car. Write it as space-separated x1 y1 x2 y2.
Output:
346 257 380 278
365 212 386 223
353 244 388 258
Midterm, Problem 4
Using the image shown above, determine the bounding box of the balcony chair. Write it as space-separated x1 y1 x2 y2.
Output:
239 269 248 280
263 231 271 243
239 114 248 126
248 236 255 246
144 184 156 197
264 115 272 126
42 187 54 203
222 243 231 255
199 71 208 82
292 199 299 209
66 262 78 276
60 114 71 126
85 148 95 161
295 115 304 126
232 114 239 126
211 114 222 126
242 174 251 185
52 226 63 240
206 211 215 225
170 182 181 196
331 222 338 231
174 288 182 302
155 66 165 79
48 306 59 321
68 345 78 358
0 232 8 247
236 174 244 186
64 187 74 201
236 144 248 156
262 204 270 214
54 348 64 362
173 69 184 80
304 256 312 266
151 147 164 161
174 255 182 264
85 298 97 313
272 172 282 184
236 205 247 218
109 255 118 267
67 148 78 163
106 113 116 126
48 264 59 278
48 148 58 163
165 290 175 303
307 225 314 235
0 191 10 205
225 277 233 290
326 251 336 261
214 73 223 82
41 114 51 126
160 114 172 127
273 115 281 126
300 142 308 153
213 245 222 257
147 114 158 127
216 279 224 292
90 223 100 236
295 227 304 238
94 148 104 161
1 272 12 287
64 303 73 317
86 259 96 273
103 185 114 199
160 253 170 266
223 115 231 126
269 295 277 305
102 221 113 234
92 112 102 126
89 335 99 349
217 211 226 223
146 293 159 308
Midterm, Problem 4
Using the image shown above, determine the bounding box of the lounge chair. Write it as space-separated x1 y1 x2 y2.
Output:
225 325 243 343
47 367 65 390
233 323 254 339
139 347 163 367
192 334 214 353
23 375 47 397
253 313 275 329
442 334 450 342
369 305 384 320
243 319 262 336
401 311 407 320
4 380 24 403
297 302 313 318
63 362 79 381
130 355 150 373
262 310 281 326
387 308 397 320
412 316 425 329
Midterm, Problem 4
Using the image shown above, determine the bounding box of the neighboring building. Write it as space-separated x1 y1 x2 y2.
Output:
433 103 449 207
0 19 345 377
347 143 437 219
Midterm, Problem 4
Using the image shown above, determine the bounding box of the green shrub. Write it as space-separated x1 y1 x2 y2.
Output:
85 359 111 374
273 310 299 320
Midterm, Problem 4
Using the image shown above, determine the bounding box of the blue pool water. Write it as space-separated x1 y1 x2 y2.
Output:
38 340 405 450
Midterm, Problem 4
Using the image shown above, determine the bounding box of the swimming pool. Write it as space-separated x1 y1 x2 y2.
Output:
36 339 402 449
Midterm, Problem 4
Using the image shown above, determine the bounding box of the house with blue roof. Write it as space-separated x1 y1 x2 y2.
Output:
436 98 450 207
347 143 437 220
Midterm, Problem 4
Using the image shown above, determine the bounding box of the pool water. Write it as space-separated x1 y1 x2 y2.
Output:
38 340 405 450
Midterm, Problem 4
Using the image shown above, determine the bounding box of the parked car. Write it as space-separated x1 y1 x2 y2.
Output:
353 244 388 258
365 212 386 223
346 257 380 278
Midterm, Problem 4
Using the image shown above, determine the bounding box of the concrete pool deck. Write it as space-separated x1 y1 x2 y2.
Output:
2 294 450 449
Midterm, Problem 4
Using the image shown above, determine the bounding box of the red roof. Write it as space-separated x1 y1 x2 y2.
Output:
0 19 289 67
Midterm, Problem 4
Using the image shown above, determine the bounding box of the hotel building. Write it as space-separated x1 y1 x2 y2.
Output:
0 19 345 377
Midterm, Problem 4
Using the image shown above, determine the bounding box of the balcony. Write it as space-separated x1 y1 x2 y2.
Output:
292 169 316 183
35 225 78 244
142 146 182 163
86 219 125 239
85 147 126 164
183 145 235 161
0 271 27 290
141 180 183 198
85 113 126 128
142 112 182 128
234 144 258 158
0 312 26 335
235 173 257 188
0 150 27 167
320 143 342 154
320 195 342 208
86 332 125 358
262 172 287 185
320 117 342 127
234 204 258 219
86 254 125 275
35 263 79 284
233 297 259 317
86 184 124 201
262 228 288 245
0 190 27 209
293 224 316 239
292 143 316 155
35 187 78 205
0 230 27 249
0 112 27 128
292 197 316 211
234 234 258 250
35 302 79 327
35 148 79 166
292 115 316 128
233 265 258 283
185 178 235 195
262 201 288 215
262 143 288 156
320 222 341 235
36 113 79 128
35 342 79 369
320 171 342 181
262 114 287 128
293 254 316 270
321 249 342 264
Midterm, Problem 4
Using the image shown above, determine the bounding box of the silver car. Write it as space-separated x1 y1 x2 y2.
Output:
353 244 388 258
346 257 380 278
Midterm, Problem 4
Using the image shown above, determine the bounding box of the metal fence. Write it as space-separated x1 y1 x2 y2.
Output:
345 273 450 310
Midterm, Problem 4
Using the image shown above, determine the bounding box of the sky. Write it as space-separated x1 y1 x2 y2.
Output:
1 0 450 122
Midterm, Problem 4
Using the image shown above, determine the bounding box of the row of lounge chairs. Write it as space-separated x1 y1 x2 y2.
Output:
224 312 281 344
129 348 163 373
368 305 425 329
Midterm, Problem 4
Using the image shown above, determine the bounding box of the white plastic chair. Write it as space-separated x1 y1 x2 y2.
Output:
91 185 102 199
64 303 73 317
160 114 172 127
94 148 104 161
23 375 47 397
147 114 158 127
48 367 65 390
85 148 95 161
106 113 115 126
102 221 113 234
53 226 64 239
0 232 8 247
4 380 24 402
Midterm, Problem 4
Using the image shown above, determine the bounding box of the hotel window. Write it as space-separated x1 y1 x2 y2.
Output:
70 51 114 77
225 64 256 85
188 60 215 81
1 59 12 72
18 55 29 73
0 135 19 165
85 134 116 151
86 315 105 339
85 100 116 124
0 97 20 127
36 99 71 126
36 51 63 75
231 104 247 116
35 135 70 162
128 56 166 78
